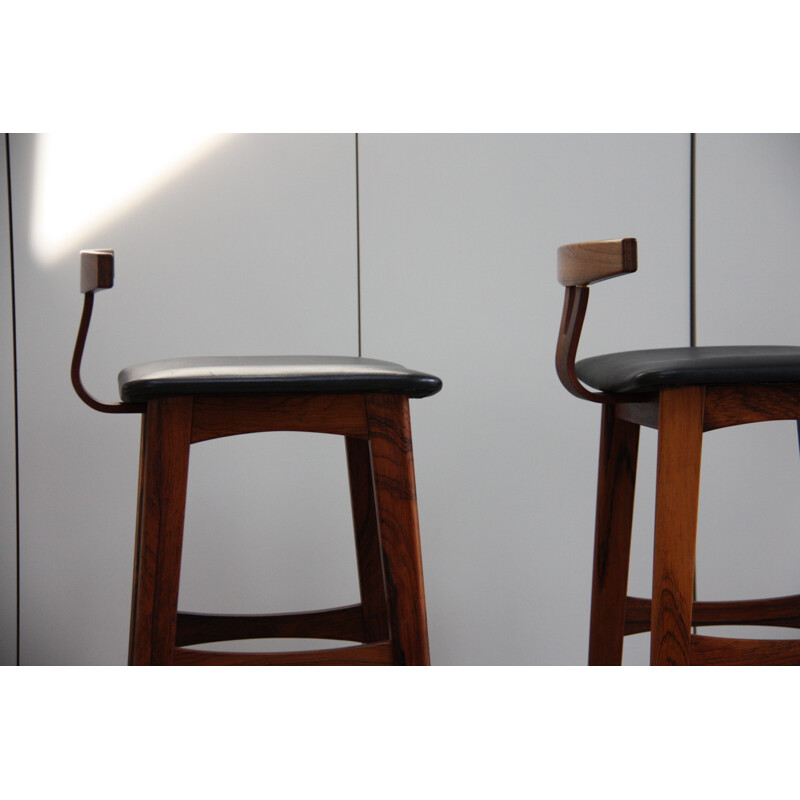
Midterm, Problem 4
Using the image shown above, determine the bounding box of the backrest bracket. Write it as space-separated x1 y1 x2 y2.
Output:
555 238 639 404
71 250 145 414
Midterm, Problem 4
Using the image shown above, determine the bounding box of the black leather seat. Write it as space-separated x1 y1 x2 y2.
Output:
576 345 800 394
119 356 442 402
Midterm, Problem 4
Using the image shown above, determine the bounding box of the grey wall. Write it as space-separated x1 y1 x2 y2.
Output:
11 134 359 664
358 134 690 664
4 132 796 665
694 134 800 641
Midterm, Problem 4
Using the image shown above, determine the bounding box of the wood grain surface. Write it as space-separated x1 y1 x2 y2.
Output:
366 393 430 665
80 249 114 294
129 397 193 665
625 593 800 635
557 238 637 287
125 389 432 665
191 394 368 442
588 405 640 665
650 387 705 665
691 635 800 665
346 436 391 642
704 383 800 431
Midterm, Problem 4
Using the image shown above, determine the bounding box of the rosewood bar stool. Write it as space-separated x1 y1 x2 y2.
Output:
72 250 442 665
556 238 800 666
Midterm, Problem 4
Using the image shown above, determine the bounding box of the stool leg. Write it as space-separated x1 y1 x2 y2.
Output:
346 436 390 642
588 404 640 665
128 424 147 664
650 386 704 665
366 394 430 665
129 396 193 665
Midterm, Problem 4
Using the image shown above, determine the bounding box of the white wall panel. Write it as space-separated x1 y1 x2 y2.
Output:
12 134 358 664
359 134 690 664
0 137 17 665
11 133 696 666
695 134 800 639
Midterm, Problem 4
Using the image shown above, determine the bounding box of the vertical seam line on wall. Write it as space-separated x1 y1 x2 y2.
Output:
690 132 696 348
690 132 698 628
5 134 20 665
355 133 362 357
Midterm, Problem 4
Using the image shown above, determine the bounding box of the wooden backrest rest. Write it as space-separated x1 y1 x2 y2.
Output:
557 238 637 287
80 249 114 294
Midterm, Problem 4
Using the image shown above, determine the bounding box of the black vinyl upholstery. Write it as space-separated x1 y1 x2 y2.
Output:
119 355 442 402
576 345 800 394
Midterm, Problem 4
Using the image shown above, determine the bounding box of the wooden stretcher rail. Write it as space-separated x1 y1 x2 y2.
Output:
690 635 800 666
175 604 368 646
173 641 394 665
624 594 800 636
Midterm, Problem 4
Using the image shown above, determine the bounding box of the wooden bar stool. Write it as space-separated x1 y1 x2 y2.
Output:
72 250 441 665
556 238 800 665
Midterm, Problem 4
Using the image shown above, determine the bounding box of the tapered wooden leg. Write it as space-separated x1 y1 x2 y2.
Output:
588 404 640 665
128 424 147 664
366 394 430 665
130 396 193 665
346 436 390 643
650 386 704 665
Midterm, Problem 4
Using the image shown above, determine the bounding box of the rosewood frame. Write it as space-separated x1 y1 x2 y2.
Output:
74 250 430 665
557 238 800 665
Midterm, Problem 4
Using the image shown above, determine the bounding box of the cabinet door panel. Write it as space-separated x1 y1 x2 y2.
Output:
12 134 358 664
695 134 800 639
360 134 690 664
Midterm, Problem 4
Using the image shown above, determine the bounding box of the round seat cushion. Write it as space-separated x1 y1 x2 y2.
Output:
119 355 442 402
576 345 800 394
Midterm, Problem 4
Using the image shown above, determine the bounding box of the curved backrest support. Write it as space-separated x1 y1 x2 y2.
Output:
556 238 639 403
72 249 145 414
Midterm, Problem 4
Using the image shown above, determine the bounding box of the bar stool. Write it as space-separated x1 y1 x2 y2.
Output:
72 249 442 665
556 238 800 665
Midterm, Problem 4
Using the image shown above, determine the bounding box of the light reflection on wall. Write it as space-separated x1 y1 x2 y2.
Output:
30 132 232 265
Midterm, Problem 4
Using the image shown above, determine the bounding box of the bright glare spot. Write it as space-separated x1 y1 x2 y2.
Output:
30 132 232 264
